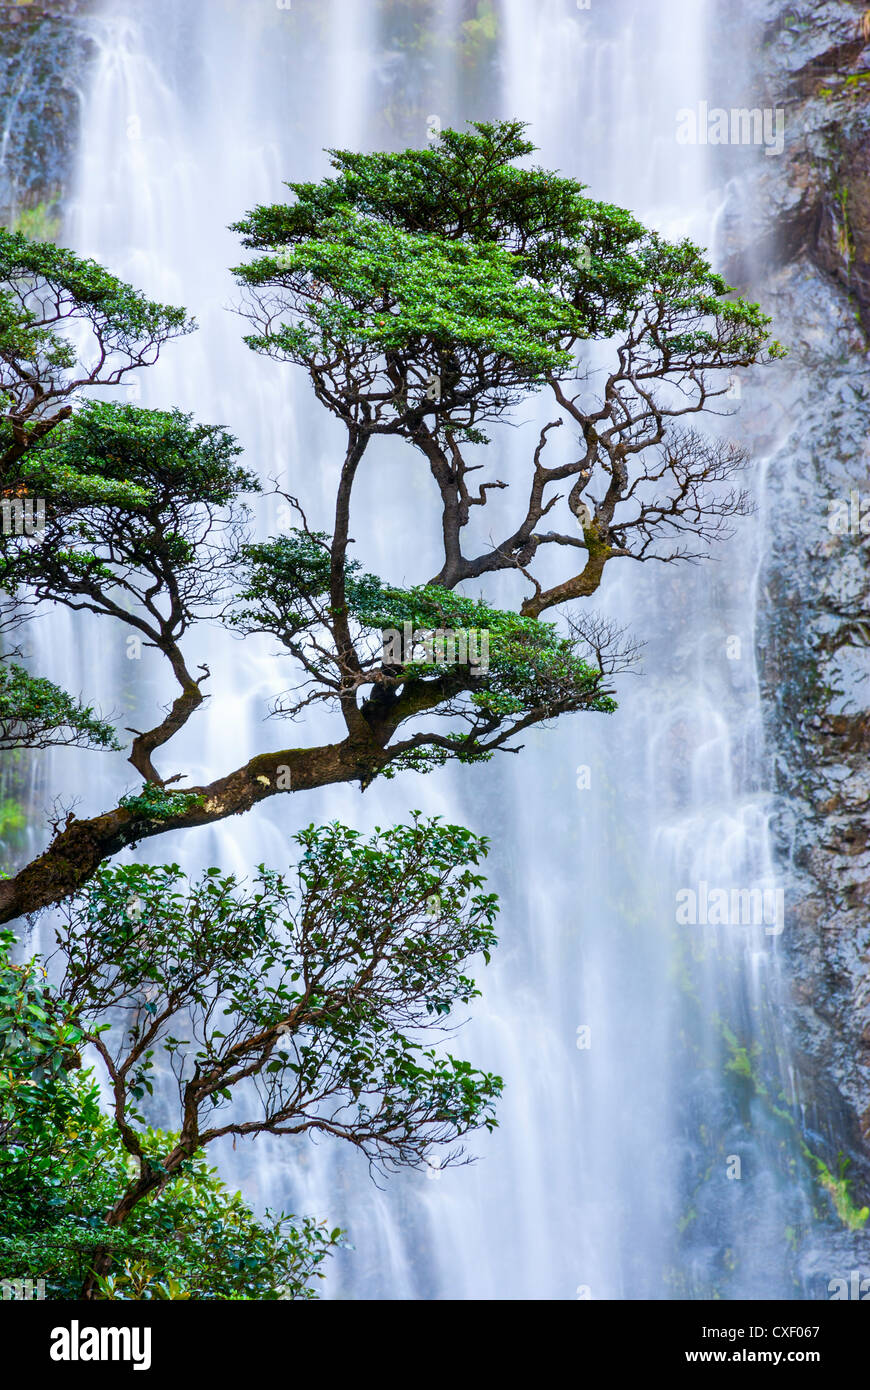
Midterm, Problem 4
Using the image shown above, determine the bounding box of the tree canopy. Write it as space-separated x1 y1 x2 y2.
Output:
0 927 341 1299
0 120 785 1298
0 227 193 476
1 816 500 1296
0 121 783 922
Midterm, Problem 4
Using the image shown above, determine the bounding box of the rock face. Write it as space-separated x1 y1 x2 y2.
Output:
0 1 94 227
711 0 870 1213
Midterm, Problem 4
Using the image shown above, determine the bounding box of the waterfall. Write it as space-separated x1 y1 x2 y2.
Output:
44 0 846 1299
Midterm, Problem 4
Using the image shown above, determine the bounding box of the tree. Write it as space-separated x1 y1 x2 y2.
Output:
0 227 191 474
0 117 785 1301
1 816 500 1296
0 661 119 753
0 119 783 921
0 934 341 1299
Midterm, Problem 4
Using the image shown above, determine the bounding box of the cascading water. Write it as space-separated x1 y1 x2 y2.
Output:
34 0 859 1300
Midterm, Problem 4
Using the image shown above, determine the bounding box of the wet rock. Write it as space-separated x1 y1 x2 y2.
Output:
716 0 870 1226
0 1 96 226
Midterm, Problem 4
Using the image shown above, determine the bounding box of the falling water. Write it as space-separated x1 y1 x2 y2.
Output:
36 0 852 1299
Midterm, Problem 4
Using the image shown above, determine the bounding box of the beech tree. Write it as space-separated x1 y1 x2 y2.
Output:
0 119 783 921
0 816 498 1297
0 119 785 1299
0 925 343 1300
